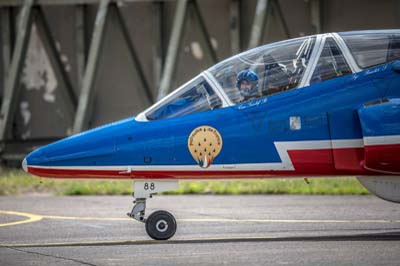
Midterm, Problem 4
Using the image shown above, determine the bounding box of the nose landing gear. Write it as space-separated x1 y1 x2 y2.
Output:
127 180 179 240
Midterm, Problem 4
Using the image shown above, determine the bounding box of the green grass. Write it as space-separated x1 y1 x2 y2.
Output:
170 178 369 195
0 169 369 196
0 170 132 196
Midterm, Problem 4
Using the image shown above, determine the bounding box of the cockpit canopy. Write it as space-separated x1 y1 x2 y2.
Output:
138 30 400 122
209 36 316 102
143 36 316 121
146 76 222 120
339 31 400 69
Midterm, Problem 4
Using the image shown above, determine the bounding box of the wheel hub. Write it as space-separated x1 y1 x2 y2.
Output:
156 220 168 232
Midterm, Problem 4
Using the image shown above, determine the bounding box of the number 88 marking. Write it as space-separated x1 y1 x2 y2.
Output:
144 182 155 190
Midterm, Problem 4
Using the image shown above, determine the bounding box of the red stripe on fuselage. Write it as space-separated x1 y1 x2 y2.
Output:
287 149 335 174
28 167 131 179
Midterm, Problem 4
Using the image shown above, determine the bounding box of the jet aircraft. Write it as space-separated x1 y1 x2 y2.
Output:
23 30 400 240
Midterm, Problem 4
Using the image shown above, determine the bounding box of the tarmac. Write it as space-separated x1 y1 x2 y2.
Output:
0 195 400 266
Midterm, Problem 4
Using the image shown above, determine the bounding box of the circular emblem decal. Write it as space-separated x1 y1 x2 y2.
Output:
188 126 223 168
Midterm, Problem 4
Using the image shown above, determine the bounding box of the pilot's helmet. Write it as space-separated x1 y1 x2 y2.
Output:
236 69 259 100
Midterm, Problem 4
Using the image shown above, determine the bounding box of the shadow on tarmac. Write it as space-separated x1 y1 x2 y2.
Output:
3 231 400 248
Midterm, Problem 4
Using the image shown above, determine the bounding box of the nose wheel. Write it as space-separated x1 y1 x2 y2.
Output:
127 180 179 240
145 210 177 240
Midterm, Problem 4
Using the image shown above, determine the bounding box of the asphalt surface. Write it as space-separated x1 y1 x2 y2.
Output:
0 195 399 266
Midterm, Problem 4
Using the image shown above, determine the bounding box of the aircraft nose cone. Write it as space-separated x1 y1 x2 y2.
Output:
22 158 28 172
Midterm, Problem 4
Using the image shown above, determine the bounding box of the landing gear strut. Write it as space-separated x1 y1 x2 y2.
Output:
127 180 179 240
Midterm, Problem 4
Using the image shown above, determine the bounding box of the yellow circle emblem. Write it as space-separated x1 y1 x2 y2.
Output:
188 126 223 168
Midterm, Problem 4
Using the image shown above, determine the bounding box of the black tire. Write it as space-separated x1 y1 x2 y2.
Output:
145 210 177 240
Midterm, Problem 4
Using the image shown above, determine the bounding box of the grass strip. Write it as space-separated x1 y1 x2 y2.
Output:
0 170 369 196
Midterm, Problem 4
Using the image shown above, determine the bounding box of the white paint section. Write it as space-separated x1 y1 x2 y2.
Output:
331 139 364 149
364 135 400 146
21 24 57 103
20 101 31 126
20 99 32 139
59 47 71 73
211 37 218 50
43 79 57 103
190 41 204 60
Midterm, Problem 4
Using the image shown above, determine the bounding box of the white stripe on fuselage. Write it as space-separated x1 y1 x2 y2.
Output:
363 135 400 146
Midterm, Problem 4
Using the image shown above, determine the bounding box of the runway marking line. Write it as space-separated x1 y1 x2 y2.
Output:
1 210 400 228
0 210 43 227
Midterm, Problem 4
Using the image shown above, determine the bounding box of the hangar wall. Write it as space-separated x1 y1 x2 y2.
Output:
0 0 399 164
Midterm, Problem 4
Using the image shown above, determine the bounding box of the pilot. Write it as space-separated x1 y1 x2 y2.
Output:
236 69 260 102
223 69 241 103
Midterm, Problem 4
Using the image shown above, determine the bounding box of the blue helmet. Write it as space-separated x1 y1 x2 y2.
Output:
236 69 259 100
